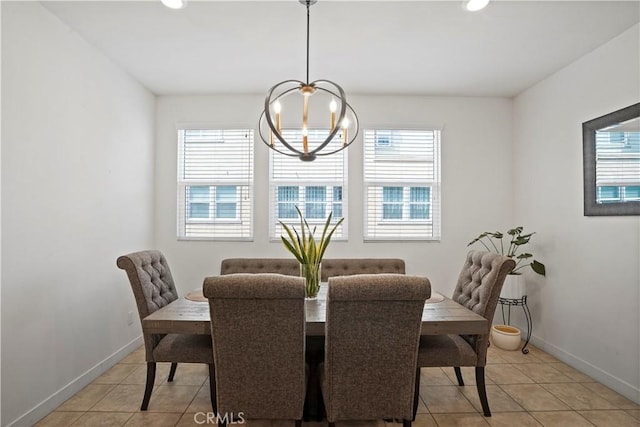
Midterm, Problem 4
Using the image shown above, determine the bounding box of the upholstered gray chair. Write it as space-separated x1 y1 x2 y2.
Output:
220 257 406 281
203 274 307 427
322 274 431 427
117 250 215 411
415 251 515 418
321 258 405 281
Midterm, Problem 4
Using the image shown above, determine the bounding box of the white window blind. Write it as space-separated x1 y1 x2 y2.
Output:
364 129 441 241
594 128 640 203
269 130 347 240
177 129 253 240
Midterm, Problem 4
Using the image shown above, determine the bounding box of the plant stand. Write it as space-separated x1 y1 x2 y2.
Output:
497 295 532 354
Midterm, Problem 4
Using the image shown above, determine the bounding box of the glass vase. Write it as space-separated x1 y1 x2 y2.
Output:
301 263 321 299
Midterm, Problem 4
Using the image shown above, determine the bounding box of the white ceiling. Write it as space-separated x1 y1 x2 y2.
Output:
41 1 640 97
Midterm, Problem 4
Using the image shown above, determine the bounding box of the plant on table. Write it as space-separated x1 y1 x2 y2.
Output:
279 206 344 298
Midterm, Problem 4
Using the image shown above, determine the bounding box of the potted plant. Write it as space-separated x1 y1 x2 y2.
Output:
280 206 344 298
468 226 546 299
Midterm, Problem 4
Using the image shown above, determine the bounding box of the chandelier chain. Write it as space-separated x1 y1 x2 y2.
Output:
305 1 310 85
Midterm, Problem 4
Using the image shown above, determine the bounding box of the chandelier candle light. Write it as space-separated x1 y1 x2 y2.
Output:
258 0 359 161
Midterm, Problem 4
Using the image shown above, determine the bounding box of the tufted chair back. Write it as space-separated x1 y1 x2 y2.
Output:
323 274 430 423
203 274 306 422
117 250 180 358
451 251 516 363
220 258 299 276
117 250 179 318
117 250 216 412
321 258 405 282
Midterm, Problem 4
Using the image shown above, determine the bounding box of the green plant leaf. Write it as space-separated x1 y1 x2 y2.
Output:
317 216 345 261
531 260 546 276
279 221 302 258
280 206 345 268
513 236 531 245
516 253 533 259
507 227 523 236
280 236 304 263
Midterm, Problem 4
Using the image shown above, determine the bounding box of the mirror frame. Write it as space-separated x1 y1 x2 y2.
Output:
583 103 640 216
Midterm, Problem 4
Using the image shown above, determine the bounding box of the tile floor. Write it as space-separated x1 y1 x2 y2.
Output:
36 343 639 427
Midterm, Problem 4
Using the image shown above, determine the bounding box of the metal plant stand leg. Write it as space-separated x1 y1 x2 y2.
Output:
498 296 532 354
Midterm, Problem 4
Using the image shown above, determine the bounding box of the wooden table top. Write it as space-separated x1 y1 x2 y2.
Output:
143 286 488 337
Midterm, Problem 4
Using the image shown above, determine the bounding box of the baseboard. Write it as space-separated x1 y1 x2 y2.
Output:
521 330 640 404
7 335 143 427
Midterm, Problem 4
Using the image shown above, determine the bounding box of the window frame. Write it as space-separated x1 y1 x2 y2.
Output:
363 128 441 241
177 128 254 241
583 103 640 216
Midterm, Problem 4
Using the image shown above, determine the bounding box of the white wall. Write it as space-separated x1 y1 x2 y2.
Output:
513 24 640 402
155 94 513 297
1 3 155 425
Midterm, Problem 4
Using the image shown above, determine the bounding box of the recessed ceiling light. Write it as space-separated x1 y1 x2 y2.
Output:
465 0 490 12
161 0 187 10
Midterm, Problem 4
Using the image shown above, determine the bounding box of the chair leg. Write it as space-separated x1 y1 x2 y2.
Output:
454 367 464 386
141 362 156 411
208 363 217 413
328 423 336 427
475 366 491 417
295 420 302 427
167 362 178 382
413 367 421 421
403 420 412 427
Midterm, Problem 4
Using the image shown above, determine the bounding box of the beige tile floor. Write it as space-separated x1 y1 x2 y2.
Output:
36 343 640 427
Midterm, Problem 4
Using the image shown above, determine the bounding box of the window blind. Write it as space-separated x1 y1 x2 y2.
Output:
177 129 253 240
269 130 347 240
363 129 441 241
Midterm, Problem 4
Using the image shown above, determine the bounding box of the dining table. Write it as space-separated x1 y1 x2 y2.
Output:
142 285 488 337
142 283 488 421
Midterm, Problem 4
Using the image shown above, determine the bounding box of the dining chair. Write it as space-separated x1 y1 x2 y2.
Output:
219 257 325 420
117 250 216 411
322 274 431 427
203 273 307 427
414 250 515 418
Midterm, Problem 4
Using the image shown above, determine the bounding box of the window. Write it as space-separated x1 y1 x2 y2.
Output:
305 186 327 219
270 130 347 240
177 129 253 240
382 187 403 219
277 186 299 219
597 185 640 203
186 185 239 220
364 129 441 241
410 187 431 219
215 186 238 218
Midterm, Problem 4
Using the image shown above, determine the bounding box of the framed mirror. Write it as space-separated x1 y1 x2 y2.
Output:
583 103 640 216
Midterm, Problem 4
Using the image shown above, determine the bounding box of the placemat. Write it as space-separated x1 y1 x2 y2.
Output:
426 291 445 304
185 290 206 302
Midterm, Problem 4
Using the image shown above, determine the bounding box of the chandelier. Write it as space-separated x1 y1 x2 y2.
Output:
258 0 359 162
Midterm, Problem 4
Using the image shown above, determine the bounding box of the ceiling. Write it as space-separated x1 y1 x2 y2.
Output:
41 1 640 97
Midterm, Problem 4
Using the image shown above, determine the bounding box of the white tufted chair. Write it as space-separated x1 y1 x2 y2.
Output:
414 251 515 418
117 250 216 411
